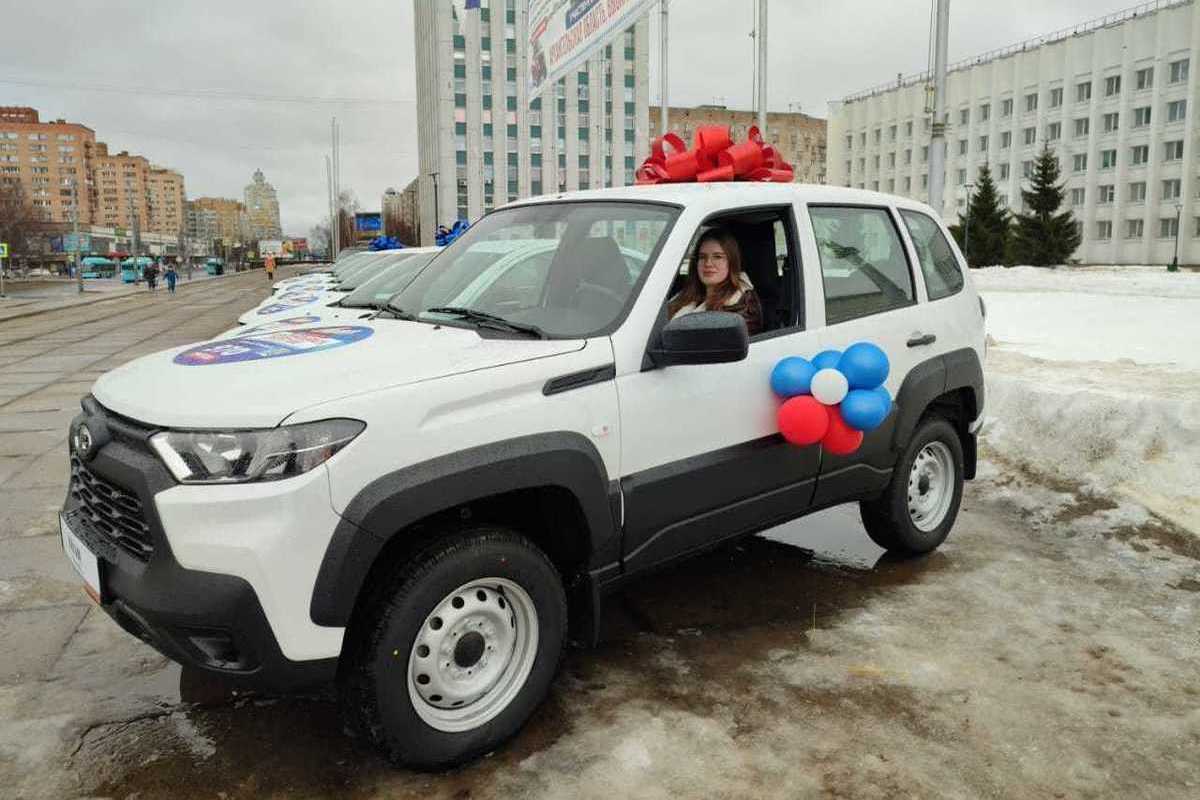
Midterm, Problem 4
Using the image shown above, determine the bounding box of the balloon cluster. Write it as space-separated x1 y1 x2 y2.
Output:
435 220 471 247
770 342 893 456
635 124 794 185
368 235 404 251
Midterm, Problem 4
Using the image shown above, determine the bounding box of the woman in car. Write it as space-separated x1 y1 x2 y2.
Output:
668 228 763 335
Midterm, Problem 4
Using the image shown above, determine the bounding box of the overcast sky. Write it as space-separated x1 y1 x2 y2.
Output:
0 0 1140 234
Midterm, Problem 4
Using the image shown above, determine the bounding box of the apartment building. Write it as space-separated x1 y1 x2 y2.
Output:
191 196 248 243
243 169 282 240
0 106 96 225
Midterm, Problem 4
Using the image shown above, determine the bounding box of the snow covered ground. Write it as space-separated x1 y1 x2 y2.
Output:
974 265 1200 533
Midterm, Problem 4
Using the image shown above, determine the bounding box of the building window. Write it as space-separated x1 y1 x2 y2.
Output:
1097 220 1113 240
887 152 896 167
979 135 988 152
1023 127 1036 146
888 124 897 142
1072 153 1088 172
1074 118 1089 137
1136 67 1154 90
959 108 969 125
1001 98 1013 117
958 139 968 155
1049 87 1063 108
1167 99 1187 123
874 128 881 144
979 103 990 121
860 132 866 146
1133 106 1152 127
1102 112 1119 133
1170 58 1189 84
1070 187 1085 206
1046 122 1061 141
904 149 912 164
845 160 852 175
455 150 467 166
1126 219 1144 239
1024 92 1038 113
1161 217 1179 238
1098 184 1115 204
845 134 852 150
999 163 1010 180
1194 217 1200 238
873 155 880 169
1129 181 1146 202
1104 75 1121 96
1100 149 1117 169
1076 81 1092 103
1022 160 1034 178
922 174 928 188
904 176 912 191
1163 178 1182 200
1000 131 1012 149
905 121 913 137
1165 140 1184 160
1131 144 1149 165
921 145 929 163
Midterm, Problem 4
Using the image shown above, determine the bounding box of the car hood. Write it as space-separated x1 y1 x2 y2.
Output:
92 321 585 428
240 290 344 324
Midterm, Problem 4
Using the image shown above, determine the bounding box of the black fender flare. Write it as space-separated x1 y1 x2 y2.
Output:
891 347 983 473
310 432 618 628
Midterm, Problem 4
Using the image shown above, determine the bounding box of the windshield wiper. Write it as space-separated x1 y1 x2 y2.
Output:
371 299 415 320
424 306 547 338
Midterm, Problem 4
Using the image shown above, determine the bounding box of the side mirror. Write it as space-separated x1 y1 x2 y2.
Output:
649 311 749 366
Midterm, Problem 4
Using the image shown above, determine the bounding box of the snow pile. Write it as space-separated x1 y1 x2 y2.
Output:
974 266 1200 532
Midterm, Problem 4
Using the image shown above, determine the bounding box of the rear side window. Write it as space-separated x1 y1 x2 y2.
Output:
809 206 915 325
900 210 965 301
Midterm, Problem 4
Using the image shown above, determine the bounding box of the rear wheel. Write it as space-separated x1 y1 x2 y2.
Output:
860 416 964 555
340 528 567 769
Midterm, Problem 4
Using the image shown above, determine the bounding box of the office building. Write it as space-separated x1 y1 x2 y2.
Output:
244 169 282 240
829 0 1200 264
649 105 828 184
413 0 651 245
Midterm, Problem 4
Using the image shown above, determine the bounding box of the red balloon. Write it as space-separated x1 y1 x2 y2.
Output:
822 406 864 455
778 396 830 446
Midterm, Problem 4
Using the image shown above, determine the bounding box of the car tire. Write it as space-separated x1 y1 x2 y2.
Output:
339 527 567 770
860 415 965 556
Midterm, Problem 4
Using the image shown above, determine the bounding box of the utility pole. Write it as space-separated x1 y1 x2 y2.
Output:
1171 201 1182 271
73 181 82 293
660 0 669 135
928 0 950 213
330 117 341 258
325 155 335 260
756 0 768 136
431 171 440 237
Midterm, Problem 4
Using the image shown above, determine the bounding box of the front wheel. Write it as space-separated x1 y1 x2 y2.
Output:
860 416 965 555
340 528 567 769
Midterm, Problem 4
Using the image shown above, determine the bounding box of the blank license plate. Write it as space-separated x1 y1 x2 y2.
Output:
60 514 102 603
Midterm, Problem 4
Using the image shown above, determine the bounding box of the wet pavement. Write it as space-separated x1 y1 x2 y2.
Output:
1 273 1198 799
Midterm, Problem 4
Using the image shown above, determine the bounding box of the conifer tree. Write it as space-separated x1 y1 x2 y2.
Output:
1009 143 1082 266
949 164 1009 267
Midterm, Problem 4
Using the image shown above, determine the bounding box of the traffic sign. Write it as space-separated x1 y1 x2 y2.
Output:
0 243 8 258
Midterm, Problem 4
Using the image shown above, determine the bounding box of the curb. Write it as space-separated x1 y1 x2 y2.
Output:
0 269 272 324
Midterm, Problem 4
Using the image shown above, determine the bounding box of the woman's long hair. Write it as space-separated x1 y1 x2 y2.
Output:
668 227 745 317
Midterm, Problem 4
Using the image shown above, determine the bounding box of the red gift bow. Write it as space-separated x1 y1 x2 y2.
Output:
635 124 795 185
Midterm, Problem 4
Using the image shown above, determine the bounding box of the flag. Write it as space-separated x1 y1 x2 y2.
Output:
451 0 480 18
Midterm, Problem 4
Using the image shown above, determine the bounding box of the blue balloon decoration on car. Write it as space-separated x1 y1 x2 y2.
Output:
811 349 842 371
770 356 817 398
840 387 893 432
837 342 891 390
435 219 471 246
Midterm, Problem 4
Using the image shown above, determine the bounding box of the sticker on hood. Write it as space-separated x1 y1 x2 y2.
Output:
257 292 324 315
231 315 323 337
175 326 374 365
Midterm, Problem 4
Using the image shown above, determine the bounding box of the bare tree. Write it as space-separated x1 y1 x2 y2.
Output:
309 222 331 259
337 190 359 254
0 181 36 259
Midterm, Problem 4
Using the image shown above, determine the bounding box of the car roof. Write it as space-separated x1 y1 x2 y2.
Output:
502 182 943 221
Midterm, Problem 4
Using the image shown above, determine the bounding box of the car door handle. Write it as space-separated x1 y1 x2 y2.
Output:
907 333 937 348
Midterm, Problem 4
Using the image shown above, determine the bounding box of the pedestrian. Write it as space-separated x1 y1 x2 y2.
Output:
143 260 159 292
264 252 276 282
165 262 178 295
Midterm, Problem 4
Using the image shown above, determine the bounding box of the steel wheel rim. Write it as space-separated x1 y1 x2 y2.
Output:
907 440 955 533
407 577 539 733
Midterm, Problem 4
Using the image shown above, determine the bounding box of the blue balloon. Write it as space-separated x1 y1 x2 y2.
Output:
811 349 842 371
838 342 890 390
840 387 893 431
770 356 817 398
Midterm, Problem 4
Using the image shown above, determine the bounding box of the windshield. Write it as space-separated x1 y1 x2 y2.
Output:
336 252 418 291
341 253 439 308
390 202 677 338
331 252 375 277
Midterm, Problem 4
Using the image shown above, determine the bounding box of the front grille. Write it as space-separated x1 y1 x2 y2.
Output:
70 456 155 560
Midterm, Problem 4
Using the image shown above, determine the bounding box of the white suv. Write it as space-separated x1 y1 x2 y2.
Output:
60 183 984 769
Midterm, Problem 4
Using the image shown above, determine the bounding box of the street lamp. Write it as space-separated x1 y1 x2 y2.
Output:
72 181 82 294
963 182 976 266
1170 200 1182 272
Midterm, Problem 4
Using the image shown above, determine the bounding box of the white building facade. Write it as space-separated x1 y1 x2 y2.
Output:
829 0 1200 265
413 0 651 245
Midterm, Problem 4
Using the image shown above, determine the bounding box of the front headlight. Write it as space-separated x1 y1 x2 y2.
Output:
150 419 365 484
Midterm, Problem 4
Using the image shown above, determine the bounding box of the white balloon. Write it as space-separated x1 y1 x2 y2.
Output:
810 368 849 406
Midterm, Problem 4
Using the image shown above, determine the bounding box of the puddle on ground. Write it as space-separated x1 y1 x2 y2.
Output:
82 504 949 799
